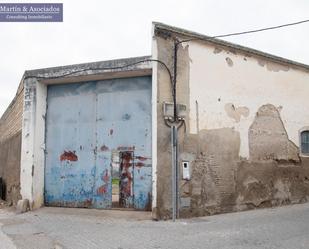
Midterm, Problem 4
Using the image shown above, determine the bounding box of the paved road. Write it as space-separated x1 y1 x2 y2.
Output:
0 209 17 249
0 203 309 249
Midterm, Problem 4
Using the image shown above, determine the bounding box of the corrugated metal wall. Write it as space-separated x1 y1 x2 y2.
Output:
44 76 152 210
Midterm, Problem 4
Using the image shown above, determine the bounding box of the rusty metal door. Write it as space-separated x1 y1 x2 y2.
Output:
119 151 134 208
45 76 152 210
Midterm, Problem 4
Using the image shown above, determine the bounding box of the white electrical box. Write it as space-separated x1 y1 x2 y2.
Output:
182 161 190 180
163 102 186 120
177 104 186 119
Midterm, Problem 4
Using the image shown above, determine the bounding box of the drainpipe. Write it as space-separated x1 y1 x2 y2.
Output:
165 40 183 221
171 125 179 221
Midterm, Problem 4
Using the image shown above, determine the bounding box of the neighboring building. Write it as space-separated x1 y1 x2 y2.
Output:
1 23 309 219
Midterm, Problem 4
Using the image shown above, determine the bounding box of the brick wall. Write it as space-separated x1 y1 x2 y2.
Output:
0 83 24 142
0 82 23 204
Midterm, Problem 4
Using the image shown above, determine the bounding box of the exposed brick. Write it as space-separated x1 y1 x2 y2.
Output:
0 83 23 204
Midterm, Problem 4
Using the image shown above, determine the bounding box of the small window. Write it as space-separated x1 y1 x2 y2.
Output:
301 130 309 155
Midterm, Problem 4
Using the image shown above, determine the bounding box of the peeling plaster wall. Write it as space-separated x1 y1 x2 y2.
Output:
153 25 309 219
188 41 309 157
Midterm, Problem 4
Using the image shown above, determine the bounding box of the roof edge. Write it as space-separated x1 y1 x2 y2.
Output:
153 22 309 71
25 55 152 77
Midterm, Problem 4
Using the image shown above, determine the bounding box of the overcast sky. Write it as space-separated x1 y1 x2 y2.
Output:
0 0 308 116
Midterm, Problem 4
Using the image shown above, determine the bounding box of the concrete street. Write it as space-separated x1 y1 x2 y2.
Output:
1 203 309 249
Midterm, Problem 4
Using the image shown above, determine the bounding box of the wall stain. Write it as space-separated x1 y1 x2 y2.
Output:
97 170 109 196
60 151 78 162
100 145 109 151
249 104 299 162
225 57 234 67
258 59 290 72
225 103 249 122
179 105 308 218
213 47 222 54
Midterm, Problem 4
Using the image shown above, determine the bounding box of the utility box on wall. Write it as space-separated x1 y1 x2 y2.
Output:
182 161 190 180
163 102 186 120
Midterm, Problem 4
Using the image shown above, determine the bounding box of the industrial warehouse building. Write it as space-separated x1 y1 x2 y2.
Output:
1 23 309 219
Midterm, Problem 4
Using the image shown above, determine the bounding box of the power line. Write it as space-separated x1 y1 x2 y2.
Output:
23 58 175 102
24 19 309 82
23 18 309 106
215 19 309 38
178 19 309 44
24 59 172 82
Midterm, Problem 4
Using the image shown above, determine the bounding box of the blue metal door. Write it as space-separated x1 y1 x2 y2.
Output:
45 76 152 210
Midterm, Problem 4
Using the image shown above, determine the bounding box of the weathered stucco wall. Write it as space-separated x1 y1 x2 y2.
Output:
188 41 309 158
0 83 23 204
153 24 309 219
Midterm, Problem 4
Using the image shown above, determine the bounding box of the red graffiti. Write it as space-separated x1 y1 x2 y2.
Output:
60 151 78 162
100 145 109 151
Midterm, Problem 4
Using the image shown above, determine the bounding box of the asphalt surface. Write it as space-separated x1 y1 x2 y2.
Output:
1 203 309 249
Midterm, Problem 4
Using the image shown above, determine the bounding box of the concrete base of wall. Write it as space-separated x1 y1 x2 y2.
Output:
154 159 309 219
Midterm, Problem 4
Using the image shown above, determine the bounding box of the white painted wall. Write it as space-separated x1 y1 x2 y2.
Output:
187 41 309 158
20 78 37 205
32 82 47 208
20 78 47 209
151 27 158 211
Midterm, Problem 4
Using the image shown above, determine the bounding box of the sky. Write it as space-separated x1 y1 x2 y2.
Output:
0 0 308 116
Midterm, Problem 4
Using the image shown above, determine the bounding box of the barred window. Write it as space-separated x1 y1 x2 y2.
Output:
301 130 309 155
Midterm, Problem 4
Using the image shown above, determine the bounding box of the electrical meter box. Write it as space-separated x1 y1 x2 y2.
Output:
182 161 190 180
163 102 186 120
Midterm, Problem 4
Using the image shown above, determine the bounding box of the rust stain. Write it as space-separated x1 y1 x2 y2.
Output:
119 152 133 207
97 185 107 195
135 156 148 161
97 170 109 196
145 192 152 211
100 145 109 151
117 146 135 151
102 169 109 182
60 151 78 162
135 162 145 168
84 199 92 207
